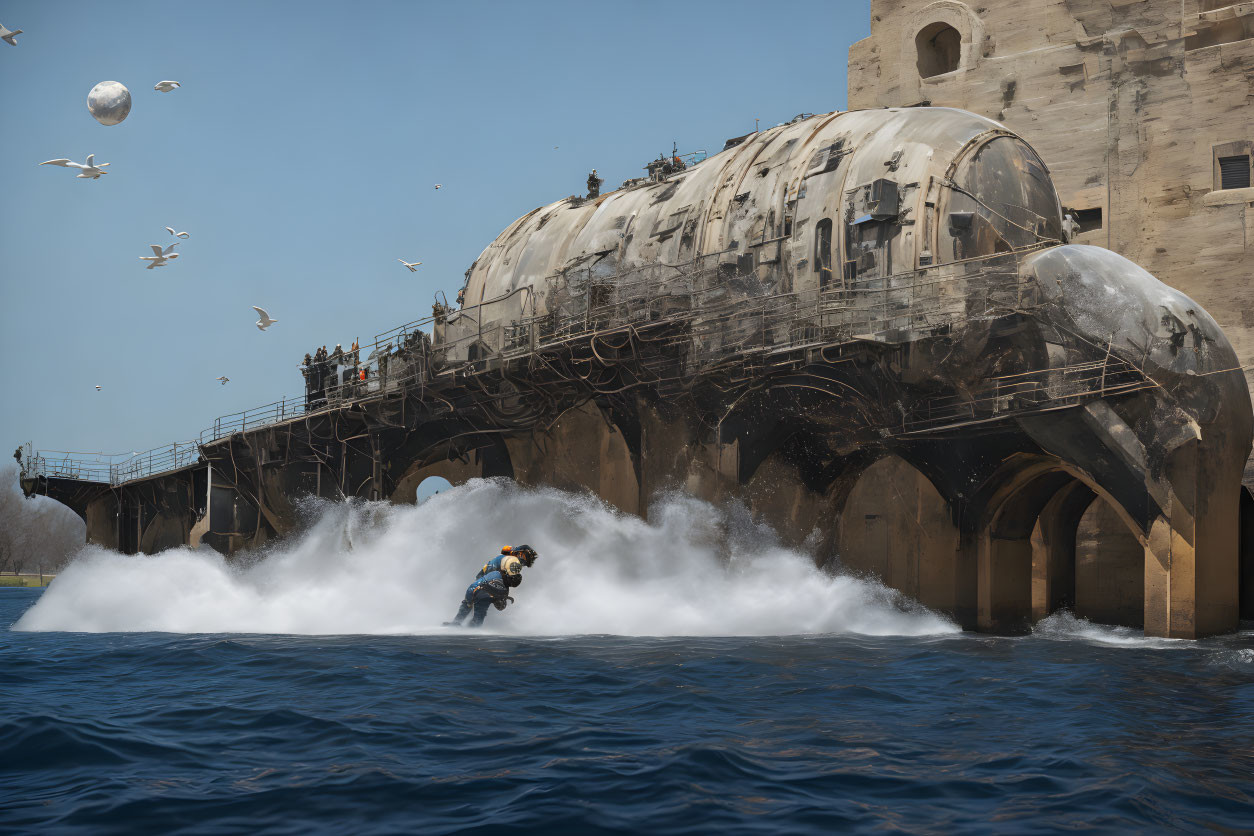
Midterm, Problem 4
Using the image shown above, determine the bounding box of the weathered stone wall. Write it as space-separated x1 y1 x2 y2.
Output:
849 0 1254 414
837 455 961 615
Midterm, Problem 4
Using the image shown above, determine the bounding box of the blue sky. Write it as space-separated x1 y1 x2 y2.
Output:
0 0 870 457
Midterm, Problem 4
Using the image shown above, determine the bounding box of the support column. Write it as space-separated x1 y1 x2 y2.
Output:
978 532 1034 633
189 464 212 549
1144 436 1241 638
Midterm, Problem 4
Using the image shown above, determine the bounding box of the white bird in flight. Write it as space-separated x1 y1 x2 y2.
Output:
140 243 179 269
0 24 21 46
165 226 190 239
253 306 277 331
40 155 109 180
153 80 181 92
433 184 442 190
398 259 422 272
216 376 229 385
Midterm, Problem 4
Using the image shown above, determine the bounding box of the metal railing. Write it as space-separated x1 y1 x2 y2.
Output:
202 395 306 444
28 241 1155 479
20 441 200 486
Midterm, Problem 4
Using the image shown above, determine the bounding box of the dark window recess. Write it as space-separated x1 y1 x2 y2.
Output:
807 140 849 175
815 219 834 288
1219 155 1252 190
916 22 961 78
868 179 900 219
1072 207 1103 233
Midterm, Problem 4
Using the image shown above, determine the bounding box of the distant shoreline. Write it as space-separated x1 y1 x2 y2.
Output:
0 574 55 588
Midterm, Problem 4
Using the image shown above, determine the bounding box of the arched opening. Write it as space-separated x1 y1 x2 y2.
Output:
391 448 504 505
837 454 960 615
814 218 834 288
916 22 962 79
1030 480 1094 621
416 476 452 503
980 469 1074 633
984 459 1149 632
1073 495 1145 628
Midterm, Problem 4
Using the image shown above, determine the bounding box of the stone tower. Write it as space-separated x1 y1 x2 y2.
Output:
849 0 1254 427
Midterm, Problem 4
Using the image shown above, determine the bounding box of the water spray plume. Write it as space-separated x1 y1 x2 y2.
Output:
15 480 958 637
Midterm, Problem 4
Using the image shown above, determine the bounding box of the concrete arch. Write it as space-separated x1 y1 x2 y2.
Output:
974 451 1172 633
978 464 1077 632
1030 480 1095 621
415 476 453 502
1074 495 1145 628
504 400 641 515
902 1 985 85
391 453 495 505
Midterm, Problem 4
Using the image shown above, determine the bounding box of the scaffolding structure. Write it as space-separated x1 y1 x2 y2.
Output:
20 242 1158 487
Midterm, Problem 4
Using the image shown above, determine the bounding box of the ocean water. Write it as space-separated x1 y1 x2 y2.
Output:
2 481 1253 833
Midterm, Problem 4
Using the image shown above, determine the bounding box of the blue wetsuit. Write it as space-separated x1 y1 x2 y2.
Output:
449 570 516 627
476 553 522 580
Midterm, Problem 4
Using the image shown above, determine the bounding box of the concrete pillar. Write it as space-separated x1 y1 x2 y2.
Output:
84 492 120 550
1241 487 1254 621
189 465 211 549
1144 436 1241 638
837 455 961 616
978 530 1035 633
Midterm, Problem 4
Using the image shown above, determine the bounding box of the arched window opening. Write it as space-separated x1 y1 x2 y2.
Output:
814 218 834 288
416 476 452 503
916 22 962 78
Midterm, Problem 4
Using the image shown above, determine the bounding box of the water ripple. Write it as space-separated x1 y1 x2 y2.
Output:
4 591 1254 833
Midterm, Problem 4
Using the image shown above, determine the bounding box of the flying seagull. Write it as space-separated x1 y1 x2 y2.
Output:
0 24 21 46
140 243 179 269
40 155 109 180
153 80 181 92
165 226 190 238
253 306 277 331
398 259 422 272
216 376 229 385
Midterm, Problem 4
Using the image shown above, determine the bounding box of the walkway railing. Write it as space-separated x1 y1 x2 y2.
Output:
202 396 306 444
19 441 200 486
26 242 1152 482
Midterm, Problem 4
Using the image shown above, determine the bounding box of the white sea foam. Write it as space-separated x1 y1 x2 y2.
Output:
14 479 957 637
1031 611 1188 649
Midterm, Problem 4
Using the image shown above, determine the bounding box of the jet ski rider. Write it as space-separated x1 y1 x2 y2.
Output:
476 544 540 579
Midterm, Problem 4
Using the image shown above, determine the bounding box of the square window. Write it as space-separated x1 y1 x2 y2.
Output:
1218 155 1251 190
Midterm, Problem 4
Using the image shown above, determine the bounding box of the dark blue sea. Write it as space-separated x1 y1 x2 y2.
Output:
3 588 1253 834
